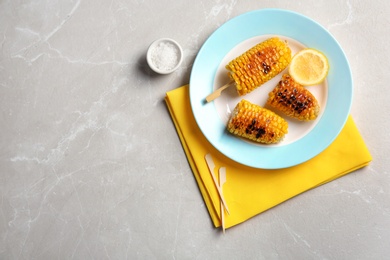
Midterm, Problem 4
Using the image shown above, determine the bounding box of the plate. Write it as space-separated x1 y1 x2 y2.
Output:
189 9 353 169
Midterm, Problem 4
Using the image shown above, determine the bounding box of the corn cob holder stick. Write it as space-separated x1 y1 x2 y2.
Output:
205 37 292 102
205 154 230 215
219 167 227 233
205 80 235 102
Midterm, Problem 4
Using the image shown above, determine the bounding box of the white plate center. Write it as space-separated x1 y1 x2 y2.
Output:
213 35 328 146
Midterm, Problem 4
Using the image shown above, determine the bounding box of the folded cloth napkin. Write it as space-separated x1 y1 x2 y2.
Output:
165 85 372 229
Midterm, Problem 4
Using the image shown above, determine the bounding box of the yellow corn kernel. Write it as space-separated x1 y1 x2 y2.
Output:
226 37 292 96
227 99 288 144
267 74 320 121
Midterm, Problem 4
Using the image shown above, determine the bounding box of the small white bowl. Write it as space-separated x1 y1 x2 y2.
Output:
146 38 183 74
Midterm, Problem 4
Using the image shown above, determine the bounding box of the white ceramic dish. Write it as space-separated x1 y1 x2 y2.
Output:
147 38 183 74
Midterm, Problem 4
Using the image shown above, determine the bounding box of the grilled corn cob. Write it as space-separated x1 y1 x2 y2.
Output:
226 37 292 96
227 99 288 144
267 74 320 121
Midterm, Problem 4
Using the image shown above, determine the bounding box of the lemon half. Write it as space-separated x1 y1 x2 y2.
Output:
288 48 329 86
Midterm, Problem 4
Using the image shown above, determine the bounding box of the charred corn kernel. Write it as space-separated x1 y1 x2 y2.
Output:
226 37 292 96
267 74 320 121
227 99 288 144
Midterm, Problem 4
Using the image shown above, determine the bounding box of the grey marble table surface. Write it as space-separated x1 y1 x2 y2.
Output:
1 0 389 259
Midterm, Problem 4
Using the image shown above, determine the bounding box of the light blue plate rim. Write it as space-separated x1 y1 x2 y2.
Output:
189 9 353 169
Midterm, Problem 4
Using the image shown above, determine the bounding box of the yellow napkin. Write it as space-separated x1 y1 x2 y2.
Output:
165 85 372 229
